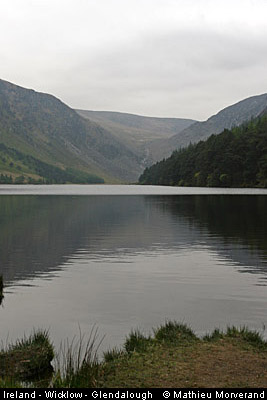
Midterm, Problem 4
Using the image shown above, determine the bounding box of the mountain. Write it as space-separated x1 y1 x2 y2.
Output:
1 78 267 184
76 110 196 166
77 109 195 145
0 79 143 183
139 111 267 188
148 93 267 161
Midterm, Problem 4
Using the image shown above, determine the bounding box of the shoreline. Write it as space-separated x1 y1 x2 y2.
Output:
1 184 267 196
1 322 267 388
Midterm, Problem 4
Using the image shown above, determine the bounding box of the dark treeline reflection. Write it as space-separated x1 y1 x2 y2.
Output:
154 195 267 276
0 195 267 285
157 196 267 242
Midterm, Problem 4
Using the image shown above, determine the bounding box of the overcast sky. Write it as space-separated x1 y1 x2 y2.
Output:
0 0 267 120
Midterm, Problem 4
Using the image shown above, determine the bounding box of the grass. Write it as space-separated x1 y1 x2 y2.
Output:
51 326 103 388
203 326 266 348
124 330 153 354
1 322 267 387
153 320 197 344
99 323 267 388
0 330 54 382
0 378 23 388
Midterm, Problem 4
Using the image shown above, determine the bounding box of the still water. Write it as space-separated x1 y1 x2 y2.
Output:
0 185 267 354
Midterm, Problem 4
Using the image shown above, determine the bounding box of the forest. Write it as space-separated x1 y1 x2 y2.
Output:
139 113 267 188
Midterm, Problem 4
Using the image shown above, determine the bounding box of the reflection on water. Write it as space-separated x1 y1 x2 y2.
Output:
0 274 3 305
0 194 267 352
1 195 267 283
155 196 267 279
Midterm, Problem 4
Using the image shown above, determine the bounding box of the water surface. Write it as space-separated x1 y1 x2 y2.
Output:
0 186 267 354
1 184 267 195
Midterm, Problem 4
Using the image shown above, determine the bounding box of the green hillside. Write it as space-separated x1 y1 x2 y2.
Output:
0 79 142 183
139 112 267 188
0 143 104 184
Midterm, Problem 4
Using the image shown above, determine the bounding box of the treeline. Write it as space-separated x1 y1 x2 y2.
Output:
0 144 104 184
0 174 13 184
139 114 267 188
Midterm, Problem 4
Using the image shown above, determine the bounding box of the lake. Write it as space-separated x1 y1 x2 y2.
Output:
0 185 267 355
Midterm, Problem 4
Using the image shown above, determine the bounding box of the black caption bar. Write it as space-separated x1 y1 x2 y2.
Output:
0 389 266 400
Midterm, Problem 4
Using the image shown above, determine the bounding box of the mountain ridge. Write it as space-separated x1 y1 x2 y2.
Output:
76 109 196 167
139 110 267 188
1 78 267 184
0 79 144 182
77 109 196 138
148 92 267 162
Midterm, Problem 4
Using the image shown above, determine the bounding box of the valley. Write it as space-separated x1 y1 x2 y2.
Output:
0 78 267 185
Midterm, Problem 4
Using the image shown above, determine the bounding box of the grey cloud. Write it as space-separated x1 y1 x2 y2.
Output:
57 28 266 119
1 1 267 120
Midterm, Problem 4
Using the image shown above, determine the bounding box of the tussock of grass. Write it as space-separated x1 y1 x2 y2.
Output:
124 330 153 354
103 348 124 363
225 326 265 346
202 328 223 341
51 326 102 388
0 330 54 381
203 326 266 348
154 321 197 344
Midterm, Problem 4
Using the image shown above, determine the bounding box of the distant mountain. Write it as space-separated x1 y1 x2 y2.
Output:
139 111 267 188
0 79 143 183
77 109 196 166
77 109 195 143
148 93 267 161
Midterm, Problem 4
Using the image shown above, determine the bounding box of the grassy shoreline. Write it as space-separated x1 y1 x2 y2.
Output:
1 322 267 388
